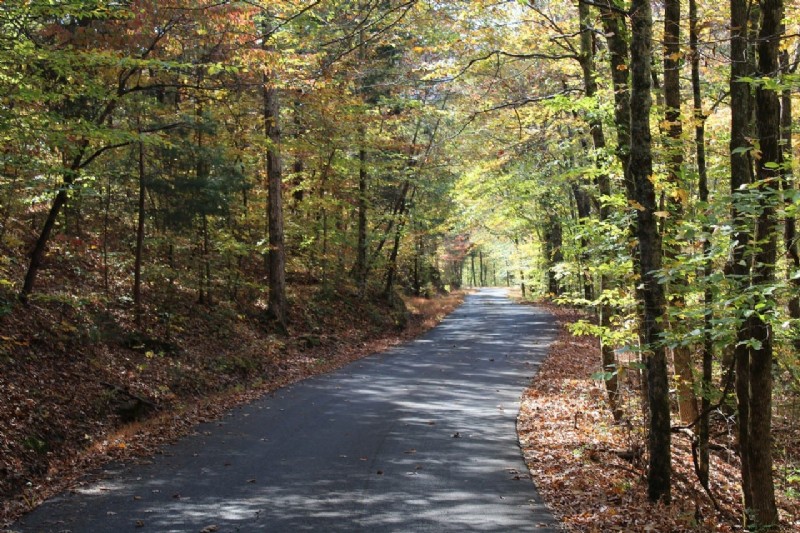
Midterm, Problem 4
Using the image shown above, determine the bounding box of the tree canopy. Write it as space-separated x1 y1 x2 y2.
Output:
1 0 799 529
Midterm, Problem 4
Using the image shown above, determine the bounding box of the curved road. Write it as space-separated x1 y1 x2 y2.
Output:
14 289 559 532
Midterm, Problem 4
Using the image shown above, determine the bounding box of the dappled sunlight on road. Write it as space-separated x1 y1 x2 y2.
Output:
16 289 558 532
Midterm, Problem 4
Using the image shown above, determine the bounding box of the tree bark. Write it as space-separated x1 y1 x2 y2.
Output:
354 29 369 295
544 215 563 296
20 158 81 302
690 0 714 488
780 39 800 350
479 250 485 286
355 142 369 293
629 0 671 504
746 0 781 525
597 0 632 196
384 185 415 301
264 14 287 329
471 252 477 287
579 0 621 420
663 0 699 426
730 0 756 516
134 139 146 328
571 181 593 300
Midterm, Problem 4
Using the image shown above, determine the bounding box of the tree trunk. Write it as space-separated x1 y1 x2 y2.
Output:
479 250 485 286
730 0 756 516
780 43 800 349
470 252 476 287
264 15 287 329
597 0 632 196
571 182 593 301
102 175 112 296
746 0 781 525
19 154 82 302
663 0 699 426
355 142 369 293
579 0 621 420
629 0 671 504
544 215 563 296
134 140 146 328
599 0 646 401
515 237 526 298
690 0 713 489
413 233 421 296
384 186 414 301
354 29 369 295
202 213 212 306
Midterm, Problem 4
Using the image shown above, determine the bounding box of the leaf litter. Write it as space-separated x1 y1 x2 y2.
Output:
517 304 799 531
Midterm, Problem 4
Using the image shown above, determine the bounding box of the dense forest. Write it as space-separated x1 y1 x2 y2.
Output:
1 0 799 530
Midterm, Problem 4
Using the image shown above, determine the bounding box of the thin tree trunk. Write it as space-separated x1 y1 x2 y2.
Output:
264 14 287 329
630 0 671 504
579 0 621 420
730 0 756 516
570 181 593 300
354 29 369 295
544 215 563 296
20 157 81 302
355 142 368 293
312 148 335 287
102 175 111 295
413 233 421 296
202 213 212 305
664 0 699 426
780 44 800 349
598 0 632 198
134 140 146 328
690 0 713 489
471 252 476 287
479 250 484 286
515 237 526 298
599 0 649 402
384 186 415 301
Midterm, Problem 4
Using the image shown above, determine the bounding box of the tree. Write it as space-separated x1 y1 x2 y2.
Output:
628 0 671 504
662 0 699 426
743 0 781 525
577 0 622 421
262 10 288 329
689 0 714 491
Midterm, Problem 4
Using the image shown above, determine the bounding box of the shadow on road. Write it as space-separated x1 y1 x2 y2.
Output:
14 289 559 532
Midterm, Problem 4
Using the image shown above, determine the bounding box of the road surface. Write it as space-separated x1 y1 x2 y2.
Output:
13 288 559 532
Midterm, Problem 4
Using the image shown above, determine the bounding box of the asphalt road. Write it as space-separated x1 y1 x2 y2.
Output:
13 288 560 532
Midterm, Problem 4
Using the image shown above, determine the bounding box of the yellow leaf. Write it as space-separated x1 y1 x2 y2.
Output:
616 64 628 71
628 200 645 211
672 188 689 206
654 211 670 218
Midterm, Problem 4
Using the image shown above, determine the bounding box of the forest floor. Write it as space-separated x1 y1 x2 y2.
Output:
518 303 800 532
0 284 464 527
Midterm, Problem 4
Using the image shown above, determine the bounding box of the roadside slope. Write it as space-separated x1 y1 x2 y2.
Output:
1 286 462 526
